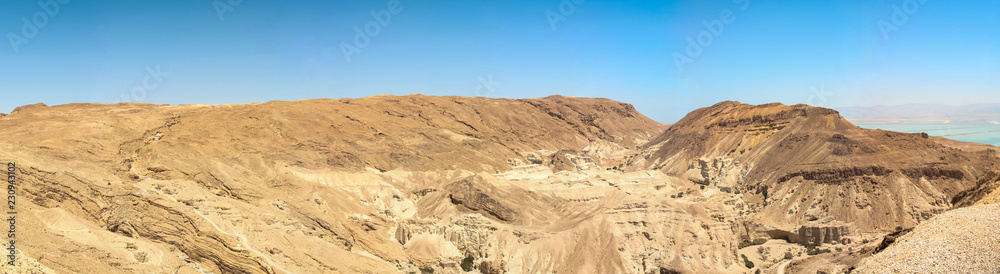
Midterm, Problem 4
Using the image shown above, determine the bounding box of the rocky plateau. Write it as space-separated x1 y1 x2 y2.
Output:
0 95 997 273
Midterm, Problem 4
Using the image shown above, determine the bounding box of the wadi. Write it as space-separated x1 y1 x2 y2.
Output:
0 95 997 273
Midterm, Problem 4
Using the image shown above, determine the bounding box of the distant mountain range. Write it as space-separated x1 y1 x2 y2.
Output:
835 103 1000 121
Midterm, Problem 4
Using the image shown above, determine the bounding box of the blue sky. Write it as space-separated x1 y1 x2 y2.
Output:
1 0 998 123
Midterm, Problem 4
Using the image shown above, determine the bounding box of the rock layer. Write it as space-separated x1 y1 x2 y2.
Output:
0 97 996 273
638 101 1000 232
952 170 1000 207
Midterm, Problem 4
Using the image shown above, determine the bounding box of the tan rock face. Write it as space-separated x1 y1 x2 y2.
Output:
684 157 748 192
796 225 851 246
444 177 519 223
639 101 1000 232
0 96 995 273
952 170 1000 207
1 95 751 273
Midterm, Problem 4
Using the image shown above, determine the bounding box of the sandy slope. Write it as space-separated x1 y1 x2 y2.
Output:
853 203 1000 273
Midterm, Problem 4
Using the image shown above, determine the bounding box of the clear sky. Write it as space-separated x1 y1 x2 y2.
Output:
1 0 998 123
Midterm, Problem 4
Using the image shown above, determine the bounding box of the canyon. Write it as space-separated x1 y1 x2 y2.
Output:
0 95 997 273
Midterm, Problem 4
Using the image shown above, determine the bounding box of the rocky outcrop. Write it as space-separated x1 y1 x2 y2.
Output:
777 166 893 185
683 157 748 192
872 228 911 254
760 227 798 243
445 177 519 223
952 170 1000 207
639 101 1000 231
797 224 852 246
757 218 855 246
549 150 579 172
395 215 500 263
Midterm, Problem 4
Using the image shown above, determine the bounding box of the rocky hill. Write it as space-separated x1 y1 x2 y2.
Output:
635 101 1000 232
1 95 732 273
849 170 1000 273
2 97 997 273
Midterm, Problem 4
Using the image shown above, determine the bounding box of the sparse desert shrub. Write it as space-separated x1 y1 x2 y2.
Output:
420 267 434 274
755 269 761 274
677 192 684 198
807 248 832 255
805 245 818 255
739 238 768 249
670 195 676 198
658 268 682 274
741 254 754 269
700 185 705 190
784 252 793 260
895 226 903 231
835 247 843 252
461 256 474 272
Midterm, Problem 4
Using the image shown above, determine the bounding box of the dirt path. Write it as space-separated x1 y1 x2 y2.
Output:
775 258 793 274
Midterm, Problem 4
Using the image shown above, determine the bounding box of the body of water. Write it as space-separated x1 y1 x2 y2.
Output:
851 120 1000 147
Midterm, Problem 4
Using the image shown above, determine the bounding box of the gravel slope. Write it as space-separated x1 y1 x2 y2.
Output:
853 203 1000 273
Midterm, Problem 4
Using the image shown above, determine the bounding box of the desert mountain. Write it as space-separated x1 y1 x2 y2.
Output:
2 96 997 273
1 95 749 273
635 101 1000 232
0 95 661 174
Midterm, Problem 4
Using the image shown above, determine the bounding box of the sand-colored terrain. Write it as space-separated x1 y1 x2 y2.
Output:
853 203 1000 273
640 101 1000 232
0 96 996 273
